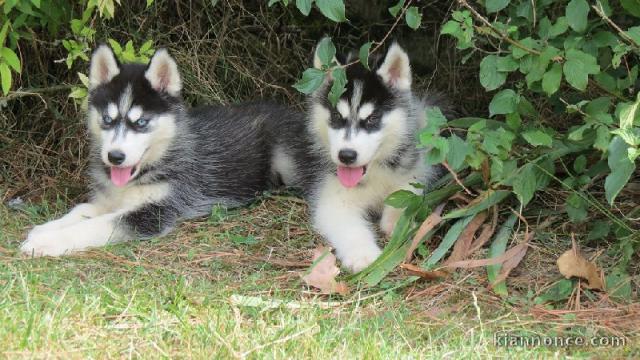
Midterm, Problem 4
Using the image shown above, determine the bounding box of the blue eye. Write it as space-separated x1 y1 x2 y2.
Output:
135 118 149 128
102 115 114 126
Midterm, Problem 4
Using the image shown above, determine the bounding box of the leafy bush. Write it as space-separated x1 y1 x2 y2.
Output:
273 0 638 291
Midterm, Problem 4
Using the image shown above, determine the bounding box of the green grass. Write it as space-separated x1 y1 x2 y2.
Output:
0 197 637 358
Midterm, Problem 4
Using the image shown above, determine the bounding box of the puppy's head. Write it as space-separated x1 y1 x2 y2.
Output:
87 46 182 187
309 42 413 188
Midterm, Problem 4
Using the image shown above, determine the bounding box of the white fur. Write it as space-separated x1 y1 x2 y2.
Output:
358 103 374 120
271 145 297 185
328 127 383 167
107 103 118 119
377 43 412 91
89 45 120 89
127 106 143 122
21 183 170 257
336 100 350 119
145 49 182 96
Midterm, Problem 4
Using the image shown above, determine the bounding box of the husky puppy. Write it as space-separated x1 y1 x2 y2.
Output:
274 43 442 272
21 45 302 256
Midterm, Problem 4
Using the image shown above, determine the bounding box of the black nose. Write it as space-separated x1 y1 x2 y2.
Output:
338 149 358 165
108 150 126 165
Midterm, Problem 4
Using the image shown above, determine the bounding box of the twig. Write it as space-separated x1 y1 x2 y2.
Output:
341 0 414 69
0 84 75 101
592 2 640 50
442 161 473 195
457 0 542 56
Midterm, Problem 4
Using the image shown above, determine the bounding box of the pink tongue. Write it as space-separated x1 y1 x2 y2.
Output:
110 166 134 187
337 166 365 188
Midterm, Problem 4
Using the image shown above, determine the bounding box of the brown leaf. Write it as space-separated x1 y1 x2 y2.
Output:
404 203 445 262
399 263 447 280
444 242 529 269
468 206 499 254
444 211 488 264
302 247 349 295
492 242 528 285
557 242 604 290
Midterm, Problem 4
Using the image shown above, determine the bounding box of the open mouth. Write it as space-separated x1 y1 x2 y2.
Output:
336 165 368 188
110 165 138 187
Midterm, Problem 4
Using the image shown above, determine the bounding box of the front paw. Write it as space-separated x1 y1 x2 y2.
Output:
21 230 71 257
339 244 382 273
380 207 403 238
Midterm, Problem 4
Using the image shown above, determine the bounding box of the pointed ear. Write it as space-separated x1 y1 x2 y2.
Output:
89 45 120 89
376 43 411 90
144 49 182 96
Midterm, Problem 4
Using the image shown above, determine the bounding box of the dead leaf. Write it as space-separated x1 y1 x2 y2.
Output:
399 263 447 280
302 247 349 295
444 211 487 264
404 203 445 262
557 241 604 290
468 206 499 254
444 242 529 269
492 242 528 285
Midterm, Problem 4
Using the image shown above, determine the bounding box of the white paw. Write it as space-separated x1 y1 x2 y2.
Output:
21 230 72 257
380 207 402 237
338 244 382 273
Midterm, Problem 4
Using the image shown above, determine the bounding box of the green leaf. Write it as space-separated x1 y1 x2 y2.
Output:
489 89 518 116
293 68 325 94
68 87 87 99
612 128 640 146
385 190 419 208
425 137 449 165
388 0 405 17
534 279 574 304
31 0 41 8
621 0 640 18
425 216 475 267
0 62 11 95
479 55 507 91
446 134 471 170
563 49 600 91
605 136 636 204
0 47 20 74
566 0 589 33
107 39 122 55
573 155 587 173
512 164 538 206
487 213 518 296
328 67 347 107
606 269 633 300
542 62 562 95
485 0 510 13
405 6 421 30
358 41 372 70
315 0 346 22
0 21 10 47
443 190 511 219
296 0 313 15
495 55 518 72
522 129 553 147
566 192 588 222
618 96 640 130
626 26 640 45
316 37 336 67
482 128 516 156
587 220 610 240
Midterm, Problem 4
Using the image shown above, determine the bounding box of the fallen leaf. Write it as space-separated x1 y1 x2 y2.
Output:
468 206 499 254
557 242 604 290
399 263 447 280
444 242 529 269
444 211 487 264
404 203 445 262
492 242 528 285
302 247 349 295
